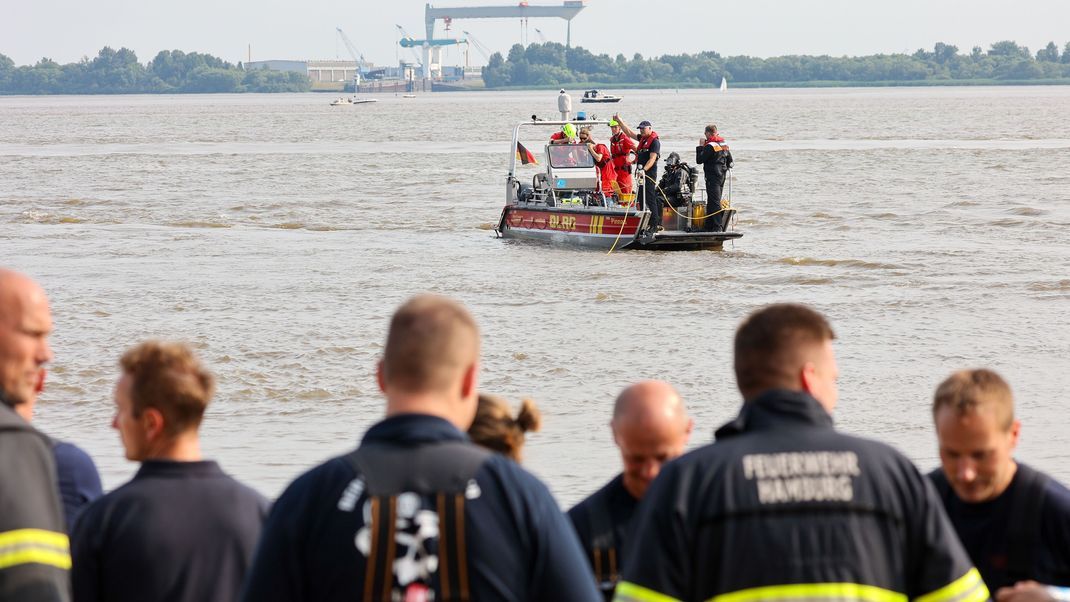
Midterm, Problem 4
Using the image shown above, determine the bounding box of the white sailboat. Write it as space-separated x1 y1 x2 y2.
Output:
720 76 728 93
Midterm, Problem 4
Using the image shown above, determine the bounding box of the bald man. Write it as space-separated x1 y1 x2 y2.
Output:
568 380 693 601
0 269 71 600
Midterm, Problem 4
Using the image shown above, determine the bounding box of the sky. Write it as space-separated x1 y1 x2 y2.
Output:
3 0 1070 68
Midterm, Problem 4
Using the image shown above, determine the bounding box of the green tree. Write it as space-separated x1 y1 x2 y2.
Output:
1036 42 1060 62
988 40 1031 59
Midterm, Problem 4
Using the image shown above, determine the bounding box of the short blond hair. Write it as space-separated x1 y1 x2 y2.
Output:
382 295 480 394
932 369 1015 430
120 341 214 435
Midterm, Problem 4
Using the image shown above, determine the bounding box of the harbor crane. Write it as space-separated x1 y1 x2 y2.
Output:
417 1 586 79
462 30 493 64
336 27 366 88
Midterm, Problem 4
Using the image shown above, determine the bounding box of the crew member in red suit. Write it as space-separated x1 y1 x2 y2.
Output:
608 119 636 196
579 126 616 198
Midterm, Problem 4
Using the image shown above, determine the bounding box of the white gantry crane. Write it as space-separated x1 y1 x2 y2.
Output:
336 27 367 89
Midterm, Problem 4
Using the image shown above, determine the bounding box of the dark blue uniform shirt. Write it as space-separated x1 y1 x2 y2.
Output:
241 414 600 602
568 474 638 601
932 463 1070 591
71 460 268 602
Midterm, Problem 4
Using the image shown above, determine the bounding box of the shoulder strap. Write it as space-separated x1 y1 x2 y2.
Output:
1007 464 1050 579
587 483 619 590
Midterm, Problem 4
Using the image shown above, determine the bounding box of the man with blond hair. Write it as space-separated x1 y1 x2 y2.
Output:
0 269 70 601
242 295 599 601
71 341 268 602
931 369 1070 600
616 303 985 602
569 380 693 601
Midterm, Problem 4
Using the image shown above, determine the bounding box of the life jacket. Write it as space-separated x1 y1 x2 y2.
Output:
637 131 659 153
706 134 729 152
345 441 491 602
610 133 635 170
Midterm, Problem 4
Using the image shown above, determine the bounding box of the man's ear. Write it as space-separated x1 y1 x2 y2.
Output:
376 360 387 394
799 361 818 395
142 407 166 442
459 361 478 400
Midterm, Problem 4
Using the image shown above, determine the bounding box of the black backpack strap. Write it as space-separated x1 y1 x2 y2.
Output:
1007 463 1050 580
588 488 618 590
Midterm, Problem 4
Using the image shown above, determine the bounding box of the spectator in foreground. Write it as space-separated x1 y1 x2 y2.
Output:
930 369 1070 601
569 380 692 601
71 341 268 602
241 294 600 601
0 268 70 601
468 393 542 462
615 303 987 602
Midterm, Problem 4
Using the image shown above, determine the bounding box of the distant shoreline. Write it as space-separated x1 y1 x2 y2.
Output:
5 78 1070 96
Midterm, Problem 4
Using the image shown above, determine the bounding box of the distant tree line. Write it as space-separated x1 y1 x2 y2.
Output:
0 47 310 94
483 40 1070 87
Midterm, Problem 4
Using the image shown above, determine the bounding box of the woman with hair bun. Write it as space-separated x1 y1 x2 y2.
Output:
468 394 542 462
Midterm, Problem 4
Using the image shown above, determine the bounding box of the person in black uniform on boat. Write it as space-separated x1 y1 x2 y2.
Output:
615 116 662 234
695 124 733 232
568 380 692 602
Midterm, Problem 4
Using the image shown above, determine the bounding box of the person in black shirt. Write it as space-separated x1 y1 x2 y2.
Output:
931 369 1070 600
695 124 734 232
568 380 692 601
615 116 663 234
241 295 600 602
70 341 268 602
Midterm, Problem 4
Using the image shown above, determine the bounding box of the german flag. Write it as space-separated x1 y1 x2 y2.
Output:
516 141 538 165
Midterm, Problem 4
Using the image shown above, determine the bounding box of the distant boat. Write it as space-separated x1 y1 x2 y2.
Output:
330 96 378 106
402 94 417 99
720 77 728 93
580 89 622 103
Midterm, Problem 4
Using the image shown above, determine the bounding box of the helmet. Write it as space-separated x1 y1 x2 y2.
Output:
562 123 576 138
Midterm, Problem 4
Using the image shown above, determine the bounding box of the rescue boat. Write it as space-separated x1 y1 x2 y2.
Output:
496 120 742 251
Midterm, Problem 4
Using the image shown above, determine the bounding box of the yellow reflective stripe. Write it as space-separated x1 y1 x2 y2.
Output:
0 548 72 570
0 529 69 549
914 569 988 602
711 583 907 602
614 581 684 602
0 529 71 571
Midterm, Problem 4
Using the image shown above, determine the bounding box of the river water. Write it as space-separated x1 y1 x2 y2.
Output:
2 87 1069 506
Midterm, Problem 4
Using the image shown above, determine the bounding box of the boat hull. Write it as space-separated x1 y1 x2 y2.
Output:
580 98 621 103
497 205 740 251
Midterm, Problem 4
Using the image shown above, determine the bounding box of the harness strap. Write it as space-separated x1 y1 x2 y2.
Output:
588 487 618 589
1006 464 1049 580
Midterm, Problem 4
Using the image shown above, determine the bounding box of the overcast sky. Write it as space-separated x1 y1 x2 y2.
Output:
4 0 1070 67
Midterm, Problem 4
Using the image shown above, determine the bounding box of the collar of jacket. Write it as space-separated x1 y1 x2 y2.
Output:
0 398 34 432
362 413 467 447
715 389 834 440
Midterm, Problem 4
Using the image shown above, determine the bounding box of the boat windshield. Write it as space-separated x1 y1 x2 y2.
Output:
547 144 595 168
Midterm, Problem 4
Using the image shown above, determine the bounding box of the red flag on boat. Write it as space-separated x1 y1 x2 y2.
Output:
516 141 538 165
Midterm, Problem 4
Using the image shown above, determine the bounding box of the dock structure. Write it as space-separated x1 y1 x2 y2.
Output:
419 1 586 79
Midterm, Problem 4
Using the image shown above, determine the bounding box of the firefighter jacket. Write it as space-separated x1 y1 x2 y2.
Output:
0 401 71 601
614 389 987 602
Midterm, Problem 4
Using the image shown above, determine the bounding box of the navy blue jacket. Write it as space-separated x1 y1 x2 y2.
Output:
241 414 600 602
615 390 985 602
52 441 102 532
